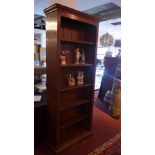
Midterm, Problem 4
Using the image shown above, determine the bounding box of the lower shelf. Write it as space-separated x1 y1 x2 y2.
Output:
60 99 91 111
60 113 89 129
59 127 92 152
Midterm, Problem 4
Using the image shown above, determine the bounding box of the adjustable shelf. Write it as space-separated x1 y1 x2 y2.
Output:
60 84 92 92
60 113 89 129
60 39 95 45
59 128 92 152
60 99 91 111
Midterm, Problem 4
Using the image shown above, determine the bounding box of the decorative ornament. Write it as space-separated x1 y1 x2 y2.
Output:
60 51 66 65
75 48 81 64
60 50 69 65
100 33 114 47
77 71 84 85
68 74 75 86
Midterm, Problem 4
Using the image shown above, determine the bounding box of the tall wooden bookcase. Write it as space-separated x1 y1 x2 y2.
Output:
44 3 99 153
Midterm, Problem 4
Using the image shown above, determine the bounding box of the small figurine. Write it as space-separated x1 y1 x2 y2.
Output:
77 71 84 85
81 50 85 64
75 48 81 64
60 50 66 65
68 74 75 86
60 50 69 65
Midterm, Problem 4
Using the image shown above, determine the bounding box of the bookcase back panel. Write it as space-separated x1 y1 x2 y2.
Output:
61 87 92 104
59 123 90 145
60 106 88 122
75 117 91 129
61 17 97 43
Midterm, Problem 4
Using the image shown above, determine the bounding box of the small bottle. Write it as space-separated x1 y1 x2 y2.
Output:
81 50 85 64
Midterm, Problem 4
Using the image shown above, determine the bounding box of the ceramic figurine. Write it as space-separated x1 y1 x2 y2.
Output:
77 71 84 85
75 48 81 64
68 74 75 86
60 50 66 65
60 50 69 65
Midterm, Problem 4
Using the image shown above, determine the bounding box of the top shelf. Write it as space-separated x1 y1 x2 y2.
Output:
60 39 95 45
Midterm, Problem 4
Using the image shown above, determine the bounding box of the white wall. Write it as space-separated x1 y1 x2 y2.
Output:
97 18 121 59
34 0 77 16
48 0 76 9
34 0 48 16
34 29 46 48
98 18 121 47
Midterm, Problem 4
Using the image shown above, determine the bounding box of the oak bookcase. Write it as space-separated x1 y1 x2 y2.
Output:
44 3 99 153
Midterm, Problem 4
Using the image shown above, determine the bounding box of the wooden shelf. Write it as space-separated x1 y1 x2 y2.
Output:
59 128 92 151
34 67 46 75
60 113 89 129
60 99 91 111
60 84 92 92
60 39 95 45
60 63 93 67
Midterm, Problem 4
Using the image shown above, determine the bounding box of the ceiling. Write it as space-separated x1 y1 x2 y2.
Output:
34 0 121 30
83 2 121 21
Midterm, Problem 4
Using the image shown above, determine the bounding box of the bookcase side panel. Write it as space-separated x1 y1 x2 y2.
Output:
46 11 60 147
